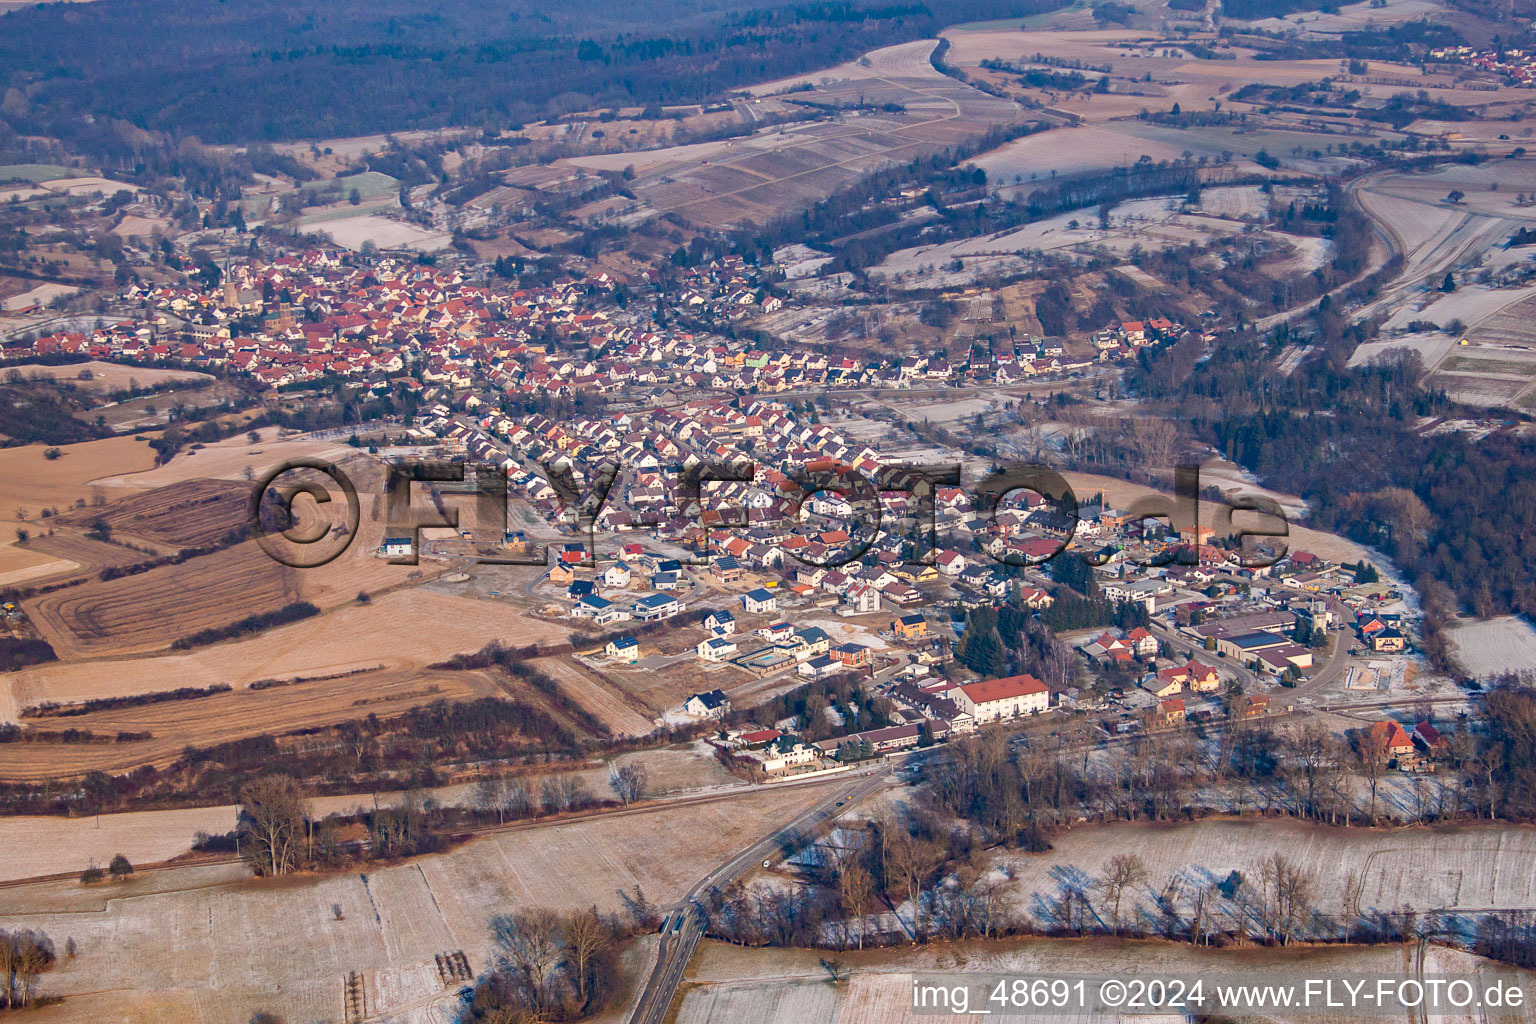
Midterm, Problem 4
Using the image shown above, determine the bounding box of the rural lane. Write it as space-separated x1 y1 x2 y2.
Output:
626 764 893 1024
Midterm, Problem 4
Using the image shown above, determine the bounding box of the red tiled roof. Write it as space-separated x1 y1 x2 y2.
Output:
960 674 1047 704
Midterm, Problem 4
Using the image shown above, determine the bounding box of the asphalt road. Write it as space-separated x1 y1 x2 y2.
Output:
626 764 893 1024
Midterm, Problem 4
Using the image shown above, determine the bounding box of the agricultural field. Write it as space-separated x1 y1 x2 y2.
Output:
1423 370 1534 407
87 380 246 432
527 656 658 737
3 587 567 721
564 39 1020 228
869 192 1320 287
973 123 1294 187
0 362 211 392
0 809 241 884
676 938 1531 1024
0 784 838 1024
0 666 500 781
1468 292 1536 347
92 426 356 490
25 541 301 658
17 531 152 580
1446 616 1536 678
1233 0 1443 35
0 435 156 585
309 212 452 252
53 478 253 551
986 818 1536 924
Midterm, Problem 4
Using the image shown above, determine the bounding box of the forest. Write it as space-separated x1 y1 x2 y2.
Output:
1123 178 1536 643
0 0 1063 145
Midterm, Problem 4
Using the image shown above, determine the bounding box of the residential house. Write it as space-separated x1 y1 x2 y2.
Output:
684 689 732 718
1370 628 1407 654
831 643 871 669
742 587 778 614
1153 698 1187 727
1366 719 1415 760
632 593 683 621
606 636 640 663
955 674 1049 723
697 636 739 662
1141 674 1183 699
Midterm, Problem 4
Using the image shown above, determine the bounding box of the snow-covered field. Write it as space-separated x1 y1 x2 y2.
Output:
1 282 78 311
309 213 451 252
1348 330 1458 369
1383 283 1536 337
678 937 1534 1024
1447 616 1536 678
993 818 1536 926
0 785 835 1024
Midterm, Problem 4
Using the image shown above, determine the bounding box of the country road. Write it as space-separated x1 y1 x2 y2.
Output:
626 764 893 1024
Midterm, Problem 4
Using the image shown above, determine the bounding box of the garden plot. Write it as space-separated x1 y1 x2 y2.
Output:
1446 616 1536 678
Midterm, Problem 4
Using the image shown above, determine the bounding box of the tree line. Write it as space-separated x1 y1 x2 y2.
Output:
0 0 1067 146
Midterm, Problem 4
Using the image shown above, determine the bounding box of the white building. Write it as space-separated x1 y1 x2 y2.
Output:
955 674 1049 723
697 636 739 662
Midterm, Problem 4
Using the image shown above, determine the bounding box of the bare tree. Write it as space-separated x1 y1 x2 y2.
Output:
539 774 588 815
491 909 565 1012
473 774 531 826
1189 884 1214 946
1098 853 1148 935
0 930 57 1009
834 859 875 950
1260 853 1314 945
890 833 943 942
564 908 608 1010
1354 733 1389 824
238 776 308 876
1478 744 1505 819
610 762 649 807
1289 722 1332 820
